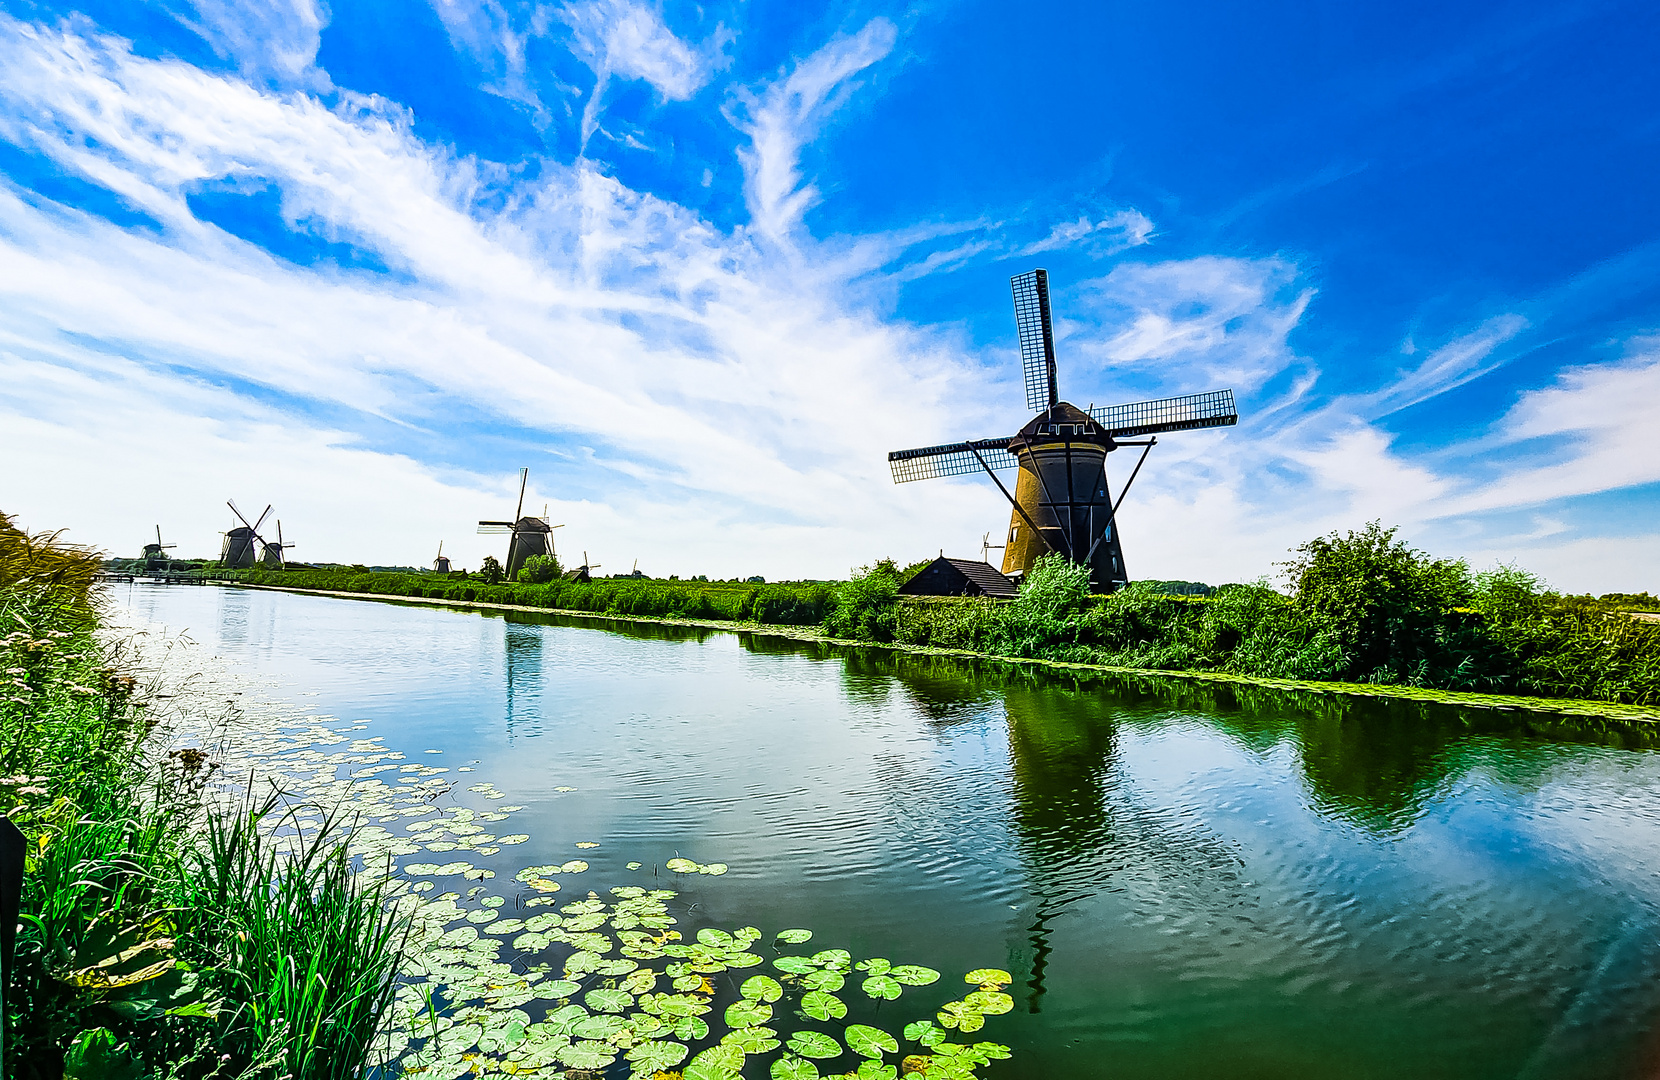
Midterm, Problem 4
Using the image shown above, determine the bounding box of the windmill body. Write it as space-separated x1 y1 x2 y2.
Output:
433 541 452 575
222 502 273 570
888 269 1239 592
142 525 176 571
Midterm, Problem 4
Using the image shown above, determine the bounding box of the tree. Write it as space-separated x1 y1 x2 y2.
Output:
517 553 560 583
478 555 504 585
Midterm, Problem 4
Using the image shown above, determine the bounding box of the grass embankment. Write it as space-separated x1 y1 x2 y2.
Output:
3 512 400 1079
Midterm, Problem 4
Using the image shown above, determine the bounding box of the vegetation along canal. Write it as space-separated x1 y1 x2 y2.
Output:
122 581 1660 1080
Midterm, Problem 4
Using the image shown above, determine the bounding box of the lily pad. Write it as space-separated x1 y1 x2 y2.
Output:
670 1015 710 1041
903 1021 946 1047
699 862 728 875
845 1024 900 1058
665 858 700 873
787 1030 842 1060
810 949 851 970
539 979 581 998
625 1040 688 1073
771 1056 820 1080
723 1025 782 1053
626 861 644 870
965 968 1013 988
773 955 815 974
964 990 1014 1015
855 1061 898 1080
860 975 901 1000
584 987 632 1014
855 957 891 975
741 974 783 1002
725 998 772 1027
558 860 589 873
801 969 845 993
556 1040 617 1069
888 965 941 986
572 1013 627 1040
800 990 847 1021
775 928 813 944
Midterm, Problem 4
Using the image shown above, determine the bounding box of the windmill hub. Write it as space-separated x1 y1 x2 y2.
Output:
887 269 1240 592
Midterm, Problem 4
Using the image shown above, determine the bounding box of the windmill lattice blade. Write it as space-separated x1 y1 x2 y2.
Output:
477 525 513 535
1089 389 1238 439
1012 269 1058 412
252 505 273 532
888 438 1019 483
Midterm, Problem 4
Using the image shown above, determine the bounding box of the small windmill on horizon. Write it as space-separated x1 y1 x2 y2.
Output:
478 468 563 579
888 269 1239 591
260 520 295 568
142 525 175 570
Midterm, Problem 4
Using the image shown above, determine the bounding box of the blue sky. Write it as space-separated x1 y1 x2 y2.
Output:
0 0 1656 589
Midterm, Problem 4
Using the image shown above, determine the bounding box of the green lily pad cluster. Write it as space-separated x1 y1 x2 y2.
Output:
383 878 1015 1080
665 856 729 875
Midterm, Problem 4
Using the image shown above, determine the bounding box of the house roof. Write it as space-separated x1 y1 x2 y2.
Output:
899 556 1019 599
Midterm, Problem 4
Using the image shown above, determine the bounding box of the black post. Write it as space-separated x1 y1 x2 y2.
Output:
0 815 24 1068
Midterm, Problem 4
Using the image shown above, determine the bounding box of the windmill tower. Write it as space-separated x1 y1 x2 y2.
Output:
142 525 176 571
433 541 452 575
888 269 1239 591
478 468 564 580
260 520 294 568
221 501 272 569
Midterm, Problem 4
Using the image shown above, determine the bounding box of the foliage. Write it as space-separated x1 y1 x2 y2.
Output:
516 553 560 584
2 511 402 1079
824 564 900 642
477 555 505 585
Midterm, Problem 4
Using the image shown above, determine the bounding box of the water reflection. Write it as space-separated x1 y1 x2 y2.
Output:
503 620 543 737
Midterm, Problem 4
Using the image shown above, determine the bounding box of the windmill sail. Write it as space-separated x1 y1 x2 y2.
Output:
1012 269 1058 412
1088 390 1237 439
889 438 1019 483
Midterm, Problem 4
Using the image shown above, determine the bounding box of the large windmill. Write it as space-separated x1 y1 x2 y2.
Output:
260 520 295 568
142 525 175 571
221 501 272 569
888 269 1239 591
478 469 563 580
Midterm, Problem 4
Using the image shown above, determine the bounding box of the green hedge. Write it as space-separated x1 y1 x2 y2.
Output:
218 569 837 627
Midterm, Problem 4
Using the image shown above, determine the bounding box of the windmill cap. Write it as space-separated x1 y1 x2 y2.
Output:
1010 401 1113 448
515 516 553 533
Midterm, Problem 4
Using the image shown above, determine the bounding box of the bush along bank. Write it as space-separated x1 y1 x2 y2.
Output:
220 568 837 626
2 511 401 1080
826 524 1660 707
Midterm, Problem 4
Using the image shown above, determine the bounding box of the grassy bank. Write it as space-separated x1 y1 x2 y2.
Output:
2 513 401 1079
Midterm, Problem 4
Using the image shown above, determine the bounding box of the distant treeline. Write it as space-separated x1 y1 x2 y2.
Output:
213 523 1658 706
219 567 838 625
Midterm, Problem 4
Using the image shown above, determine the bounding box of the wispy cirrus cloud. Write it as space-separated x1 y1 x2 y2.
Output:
725 18 897 245
168 0 331 88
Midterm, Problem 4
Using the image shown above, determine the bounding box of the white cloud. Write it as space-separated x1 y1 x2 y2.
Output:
1370 313 1527 416
726 18 897 245
171 0 330 88
1021 209 1154 258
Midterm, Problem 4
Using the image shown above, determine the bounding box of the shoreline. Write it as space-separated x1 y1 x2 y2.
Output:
198 579 1660 725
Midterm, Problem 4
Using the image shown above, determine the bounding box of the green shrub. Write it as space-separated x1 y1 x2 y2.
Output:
824 565 899 642
517 554 559 583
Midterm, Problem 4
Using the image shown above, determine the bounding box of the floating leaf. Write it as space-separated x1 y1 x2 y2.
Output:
575 841 599 848
775 929 813 944
801 969 845 993
724 1025 781 1053
860 975 901 1000
700 863 728 875
497 834 529 845
674 973 708 992
854 1061 897 1080
584 987 632 1014
771 1055 820 1080
626 1040 688 1073
741 975 783 1002
626 861 643 870
810 949 851 970
936 1001 986 1033
964 968 1012 989
558 860 588 873
800 990 847 1021
665 858 699 873
963 990 1013 1015
903 1021 946 1047
888 965 940 986
773 956 814 974
481 895 506 908
725 998 772 1027
572 1013 627 1040
671 1015 710 1041
787 1030 842 1060
845 1024 900 1059
971 1042 1012 1060
539 979 581 998
855 957 890 975
557 1040 617 1069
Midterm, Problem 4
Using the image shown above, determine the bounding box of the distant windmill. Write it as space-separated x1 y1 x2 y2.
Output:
979 532 1005 565
628 559 644 579
478 468 564 580
222 501 272 569
142 525 176 571
260 520 294 568
433 541 452 575
565 551 601 583
888 269 1239 591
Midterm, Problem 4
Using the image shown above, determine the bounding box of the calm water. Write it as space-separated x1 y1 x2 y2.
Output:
118 582 1660 1080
